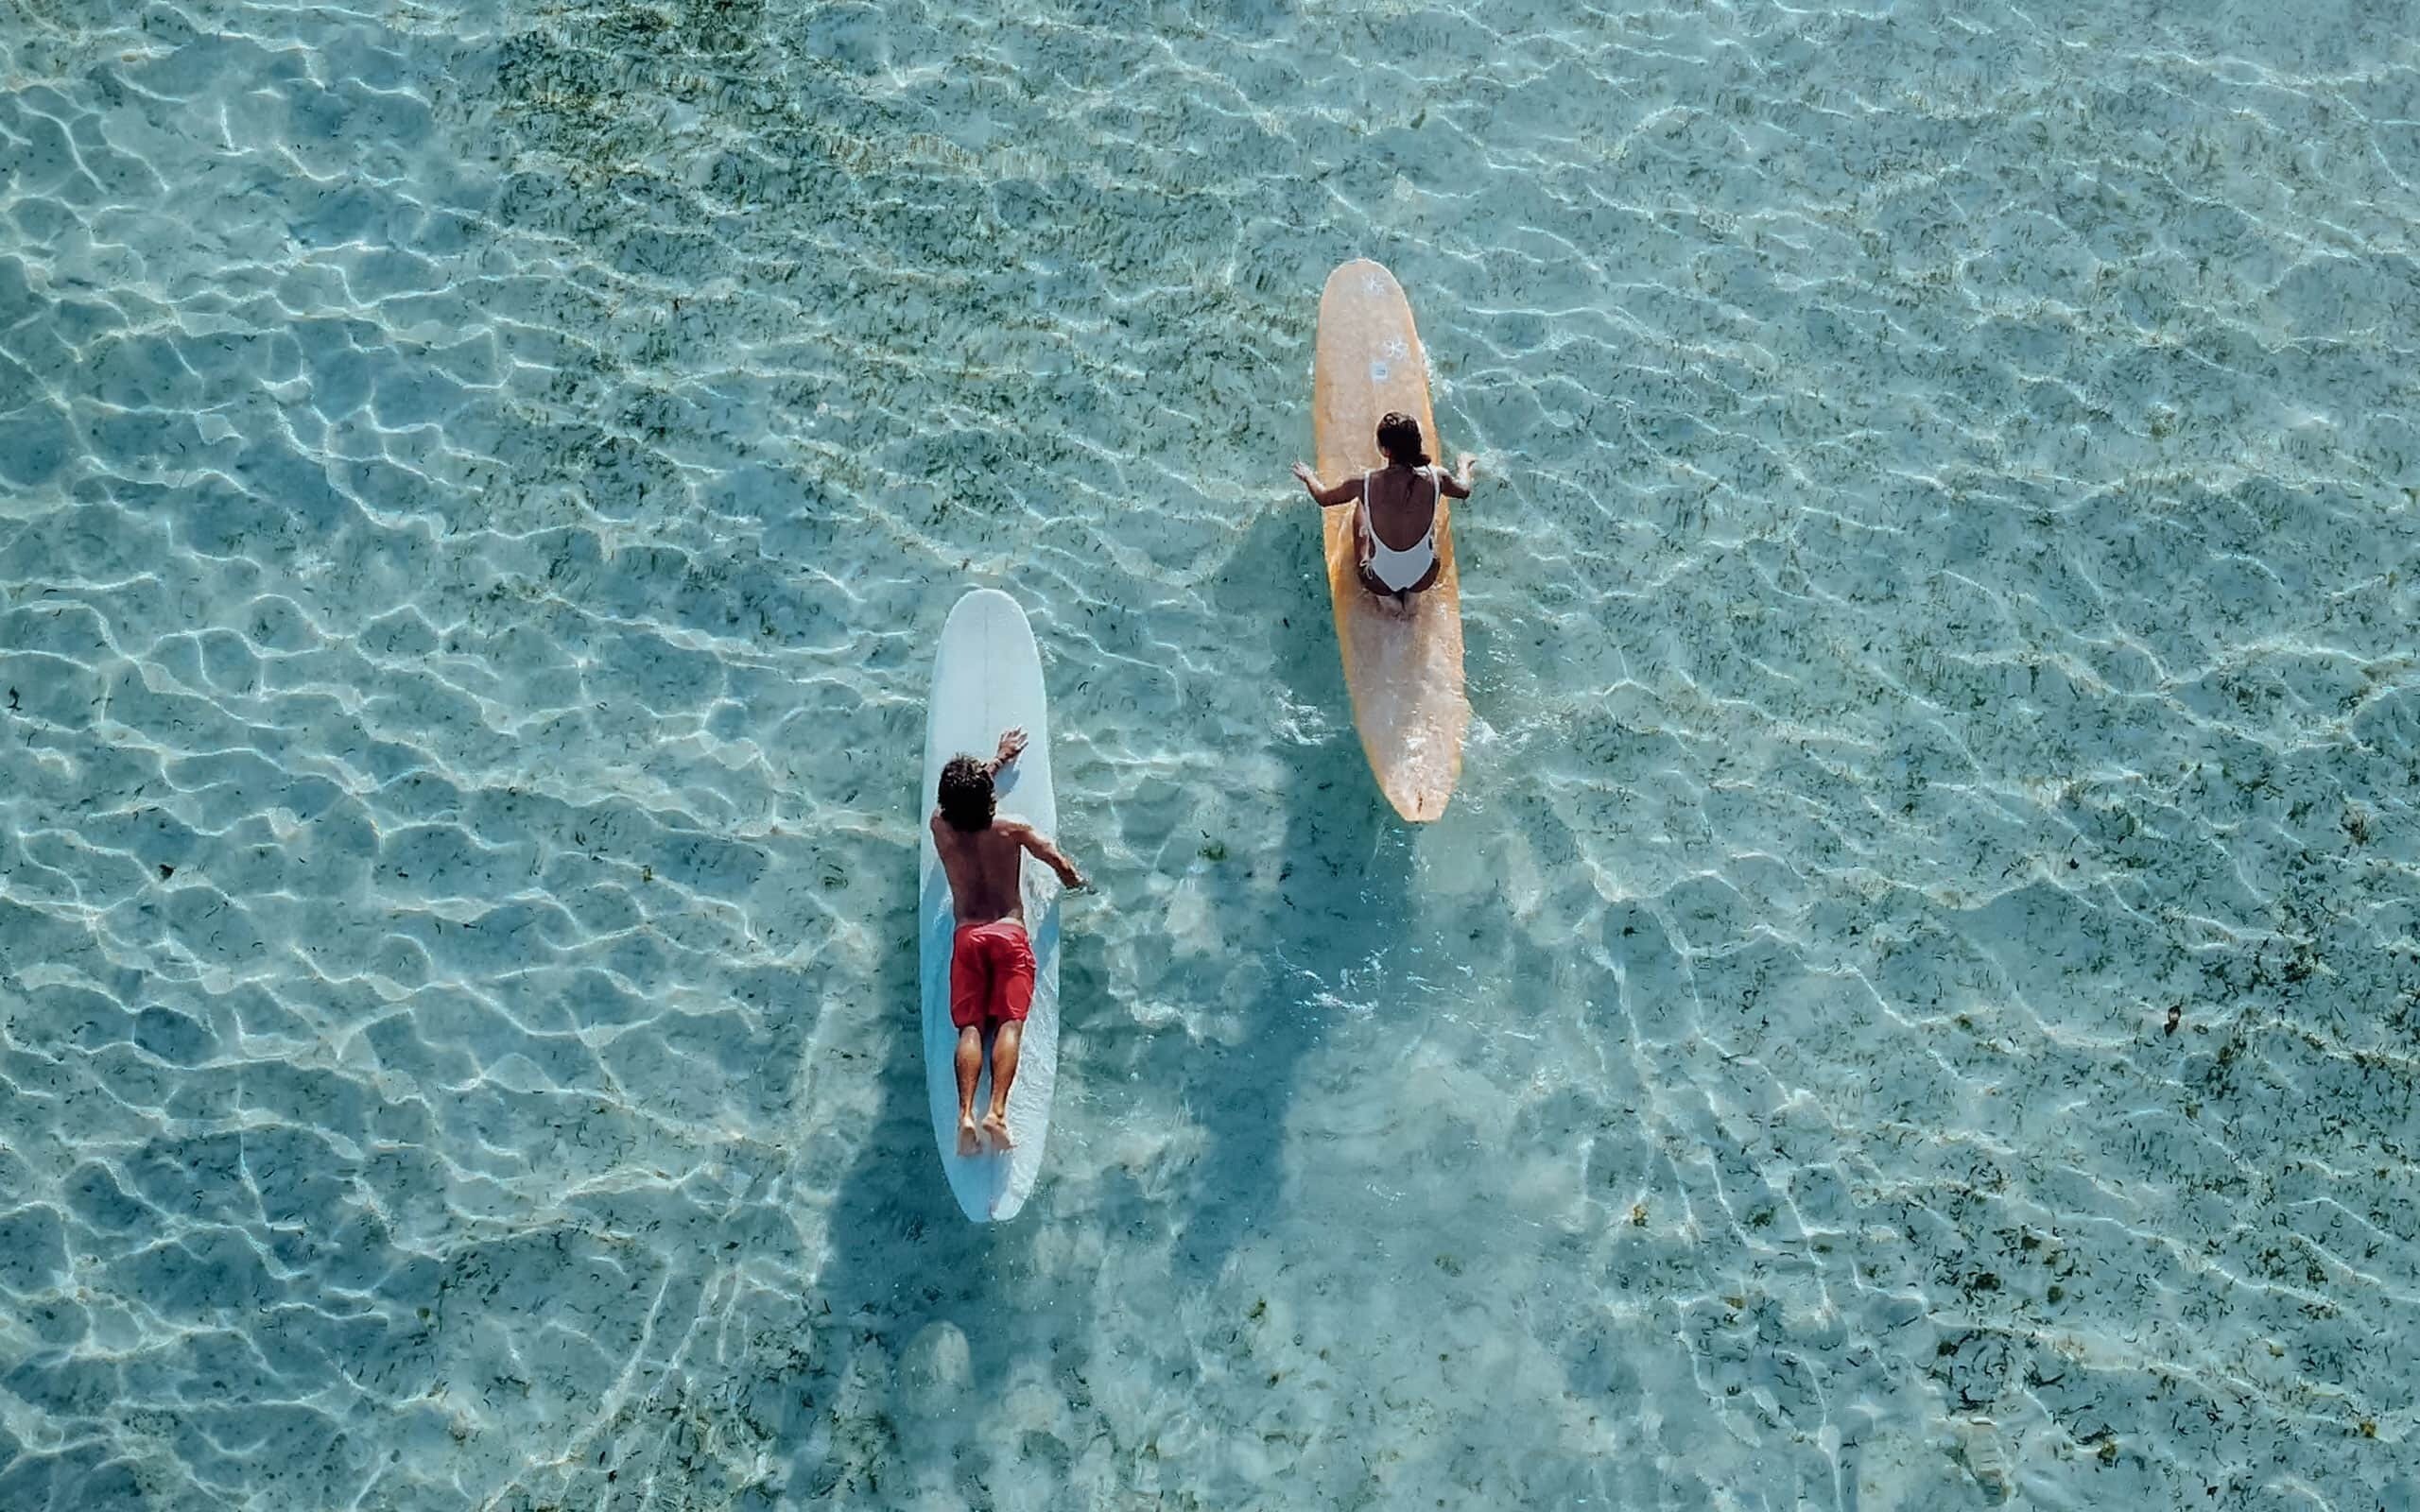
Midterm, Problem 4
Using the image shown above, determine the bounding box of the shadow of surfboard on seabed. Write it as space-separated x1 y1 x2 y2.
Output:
1159 501 1417 1289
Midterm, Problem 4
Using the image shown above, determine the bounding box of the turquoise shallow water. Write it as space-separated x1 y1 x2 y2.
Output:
3 0 2419 1506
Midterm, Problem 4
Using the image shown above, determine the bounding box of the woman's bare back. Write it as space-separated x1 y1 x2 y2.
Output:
1362 464 1440 550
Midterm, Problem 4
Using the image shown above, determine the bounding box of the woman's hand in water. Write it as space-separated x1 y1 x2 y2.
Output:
1291 460 1318 491
1456 452 1479 480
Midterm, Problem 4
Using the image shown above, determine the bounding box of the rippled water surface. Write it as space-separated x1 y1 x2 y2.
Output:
4 1 2419 1506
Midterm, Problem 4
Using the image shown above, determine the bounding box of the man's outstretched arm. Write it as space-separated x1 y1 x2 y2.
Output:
1003 820 1087 891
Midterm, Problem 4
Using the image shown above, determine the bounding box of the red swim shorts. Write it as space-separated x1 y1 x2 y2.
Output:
950 920 1035 1030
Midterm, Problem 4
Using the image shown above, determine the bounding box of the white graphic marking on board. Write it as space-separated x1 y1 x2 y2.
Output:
1371 360 1390 381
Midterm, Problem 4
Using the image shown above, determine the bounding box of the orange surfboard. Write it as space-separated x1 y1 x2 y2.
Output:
1312 259 1469 821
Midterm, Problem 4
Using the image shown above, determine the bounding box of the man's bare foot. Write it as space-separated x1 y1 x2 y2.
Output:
957 1118 981 1157
980 1112 1014 1151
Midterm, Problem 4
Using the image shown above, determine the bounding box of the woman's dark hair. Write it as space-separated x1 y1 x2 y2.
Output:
938 755 995 831
1375 411 1430 467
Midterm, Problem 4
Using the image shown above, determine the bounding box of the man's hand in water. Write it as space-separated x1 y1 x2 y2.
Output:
989 727 1027 774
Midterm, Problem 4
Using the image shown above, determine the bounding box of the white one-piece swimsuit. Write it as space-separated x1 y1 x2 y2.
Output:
1360 466 1440 593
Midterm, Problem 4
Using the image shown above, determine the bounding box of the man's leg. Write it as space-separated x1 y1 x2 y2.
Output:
980 1022 1022 1150
954 1026 983 1156
979 923 1036 1151
950 928 989 1157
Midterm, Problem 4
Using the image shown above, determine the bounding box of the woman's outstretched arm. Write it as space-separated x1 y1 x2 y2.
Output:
1291 461 1363 507
1439 453 1478 499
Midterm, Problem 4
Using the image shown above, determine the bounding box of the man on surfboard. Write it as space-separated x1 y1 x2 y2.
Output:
930 728 1088 1156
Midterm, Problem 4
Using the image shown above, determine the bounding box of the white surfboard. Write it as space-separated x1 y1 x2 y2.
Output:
919 588 1061 1222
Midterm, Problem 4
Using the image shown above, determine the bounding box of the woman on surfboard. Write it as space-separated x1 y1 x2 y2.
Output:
1291 411 1478 610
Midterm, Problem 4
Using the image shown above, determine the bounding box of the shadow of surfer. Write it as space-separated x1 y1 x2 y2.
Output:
930 728 1089 1159
788 889 1015 1500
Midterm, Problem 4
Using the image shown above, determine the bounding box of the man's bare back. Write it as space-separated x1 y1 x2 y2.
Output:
929 730 1086 921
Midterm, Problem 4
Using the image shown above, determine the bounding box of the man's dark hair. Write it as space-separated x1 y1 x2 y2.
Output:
938 755 994 831
1375 411 1430 467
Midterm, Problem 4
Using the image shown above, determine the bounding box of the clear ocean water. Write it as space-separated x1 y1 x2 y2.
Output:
3 1 2417 1507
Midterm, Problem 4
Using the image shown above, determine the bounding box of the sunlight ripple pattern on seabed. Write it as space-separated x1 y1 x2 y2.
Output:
0 0 2416 1506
